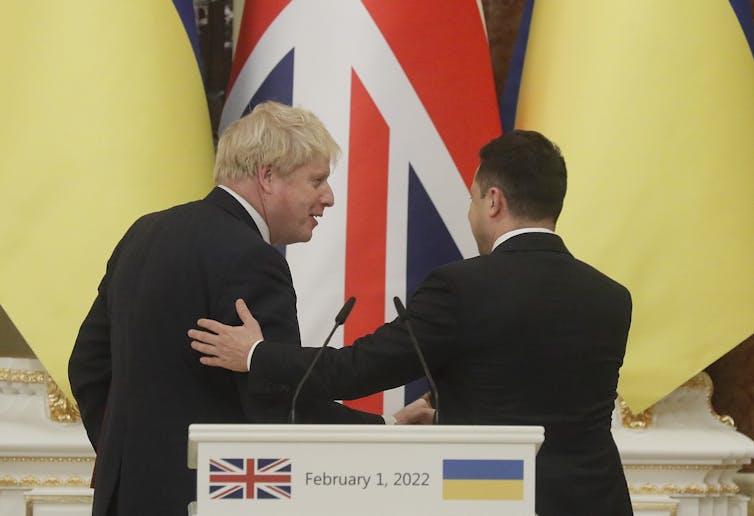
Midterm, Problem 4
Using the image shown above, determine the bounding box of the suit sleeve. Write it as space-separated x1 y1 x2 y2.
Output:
68 240 125 450
251 267 461 402
217 243 384 424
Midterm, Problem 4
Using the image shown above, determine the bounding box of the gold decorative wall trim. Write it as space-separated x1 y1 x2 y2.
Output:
623 463 730 471
0 457 94 464
618 395 654 429
0 368 46 384
618 371 736 429
0 475 90 488
720 483 741 495
630 483 710 495
679 372 736 428
629 482 740 496
0 368 81 423
46 377 80 423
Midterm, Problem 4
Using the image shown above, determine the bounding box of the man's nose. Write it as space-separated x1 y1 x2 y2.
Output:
322 182 335 207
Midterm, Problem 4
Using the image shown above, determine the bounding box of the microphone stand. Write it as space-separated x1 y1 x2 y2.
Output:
288 297 356 423
393 297 440 424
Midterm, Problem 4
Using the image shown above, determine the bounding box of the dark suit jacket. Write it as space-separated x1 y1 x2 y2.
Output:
68 187 381 516
251 232 633 516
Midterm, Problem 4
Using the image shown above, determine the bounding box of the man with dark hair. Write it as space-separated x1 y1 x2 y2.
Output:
190 130 634 515
476 130 567 223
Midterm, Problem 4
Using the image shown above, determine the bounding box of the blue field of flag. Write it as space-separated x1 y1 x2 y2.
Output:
442 459 524 500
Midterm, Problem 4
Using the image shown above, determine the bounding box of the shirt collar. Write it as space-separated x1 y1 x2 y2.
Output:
217 185 270 245
492 227 556 252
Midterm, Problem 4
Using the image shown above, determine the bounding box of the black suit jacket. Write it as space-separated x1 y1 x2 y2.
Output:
68 187 381 516
251 232 633 516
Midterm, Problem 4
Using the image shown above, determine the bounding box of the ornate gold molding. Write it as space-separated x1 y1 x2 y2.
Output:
617 395 654 429
720 483 741 495
618 371 736 429
679 372 736 428
629 482 740 496
46 377 80 423
0 368 46 383
623 463 729 471
0 368 81 423
0 475 90 488
629 483 710 495
0 457 94 464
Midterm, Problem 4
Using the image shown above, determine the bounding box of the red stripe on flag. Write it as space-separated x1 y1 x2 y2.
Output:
343 70 387 415
228 0 290 91
361 1 501 187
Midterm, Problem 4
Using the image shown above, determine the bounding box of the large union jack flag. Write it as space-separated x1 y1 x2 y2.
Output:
209 458 292 500
223 0 501 415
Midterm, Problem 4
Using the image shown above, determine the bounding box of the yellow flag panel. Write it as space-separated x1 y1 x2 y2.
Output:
0 3 215 401
516 2 754 411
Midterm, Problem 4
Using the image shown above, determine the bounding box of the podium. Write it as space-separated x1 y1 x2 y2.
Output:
187 424 543 516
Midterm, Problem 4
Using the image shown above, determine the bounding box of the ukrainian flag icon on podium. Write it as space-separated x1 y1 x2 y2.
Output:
442 459 524 500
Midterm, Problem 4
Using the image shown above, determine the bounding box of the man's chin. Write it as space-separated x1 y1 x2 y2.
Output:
272 232 312 246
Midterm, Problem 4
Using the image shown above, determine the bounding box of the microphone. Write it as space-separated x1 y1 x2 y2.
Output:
288 296 356 423
393 297 440 424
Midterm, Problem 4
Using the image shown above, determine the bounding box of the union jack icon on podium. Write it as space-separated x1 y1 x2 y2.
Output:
209 457 292 500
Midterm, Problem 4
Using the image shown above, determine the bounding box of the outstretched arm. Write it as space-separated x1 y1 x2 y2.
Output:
190 299 388 424
190 300 436 425
192 267 460 403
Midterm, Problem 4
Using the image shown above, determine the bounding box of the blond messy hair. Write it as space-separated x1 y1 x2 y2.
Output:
213 101 341 183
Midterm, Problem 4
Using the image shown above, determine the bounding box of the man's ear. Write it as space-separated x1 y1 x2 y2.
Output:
256 166 274 193
488 187 505 217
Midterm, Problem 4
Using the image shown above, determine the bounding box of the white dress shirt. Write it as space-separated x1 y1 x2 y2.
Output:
217 184 270 245
491 227 556 252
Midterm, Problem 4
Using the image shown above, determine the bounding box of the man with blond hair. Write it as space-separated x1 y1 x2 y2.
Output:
69 102 382 516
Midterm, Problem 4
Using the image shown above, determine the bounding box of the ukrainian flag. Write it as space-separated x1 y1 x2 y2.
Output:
442 459 524 500
0 2 214 401
513 1 754 412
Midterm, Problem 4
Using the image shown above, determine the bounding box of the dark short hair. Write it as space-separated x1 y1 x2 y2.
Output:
477 130 567 222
